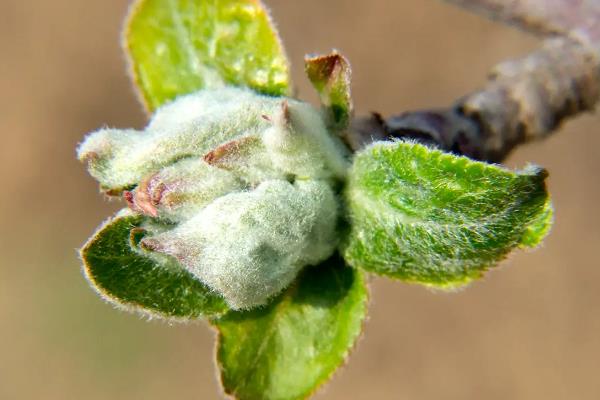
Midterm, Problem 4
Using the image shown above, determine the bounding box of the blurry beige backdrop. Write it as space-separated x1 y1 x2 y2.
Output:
1 0 599 399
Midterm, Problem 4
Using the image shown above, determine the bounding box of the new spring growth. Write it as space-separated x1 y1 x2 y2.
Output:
78 87 350 309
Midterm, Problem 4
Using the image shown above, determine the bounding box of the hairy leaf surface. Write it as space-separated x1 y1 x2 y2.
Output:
343 141 552 288
215 256 368 400
81 211 229 319
125 0 290 110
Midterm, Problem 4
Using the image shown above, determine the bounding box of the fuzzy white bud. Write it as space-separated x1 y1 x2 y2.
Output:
79 87 349 309
141 180 338 309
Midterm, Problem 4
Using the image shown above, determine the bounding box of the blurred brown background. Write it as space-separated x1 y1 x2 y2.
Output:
1 0 599 399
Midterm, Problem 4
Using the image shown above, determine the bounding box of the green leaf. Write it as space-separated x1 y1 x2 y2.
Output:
214 256 368 400
305 51 353 130
519 199 553 248
343 140 552 289
125 0 291 111
80 211 229 320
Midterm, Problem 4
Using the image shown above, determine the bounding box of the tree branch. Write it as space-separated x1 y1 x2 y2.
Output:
444 0 600 45
349 0 600 162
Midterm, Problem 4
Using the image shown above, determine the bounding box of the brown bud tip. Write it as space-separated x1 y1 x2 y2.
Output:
139 237 162 252
103 187 124 197
123 190 136 208
280 100 290 125
304 51 344 84
203 136 261 168
123 178 159 218
151 182 166 205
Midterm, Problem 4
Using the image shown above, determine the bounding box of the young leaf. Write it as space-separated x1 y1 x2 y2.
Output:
305 51 353 130
519 199 553 248
80 211 229 320
125 0 291 111
214 256 368 400
343 140 552 288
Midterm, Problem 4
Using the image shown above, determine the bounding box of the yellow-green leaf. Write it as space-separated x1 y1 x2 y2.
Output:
125 0 291 111
343 140 553 288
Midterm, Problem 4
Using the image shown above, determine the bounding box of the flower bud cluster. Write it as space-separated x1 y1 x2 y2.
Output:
78 87 349 309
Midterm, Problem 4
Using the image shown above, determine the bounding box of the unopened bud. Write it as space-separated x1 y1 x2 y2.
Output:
125 159 244 222
140 180 338 309
79 87 350 310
